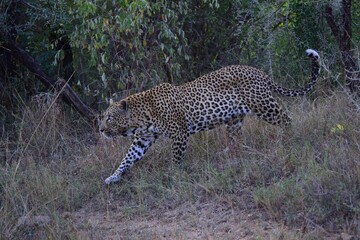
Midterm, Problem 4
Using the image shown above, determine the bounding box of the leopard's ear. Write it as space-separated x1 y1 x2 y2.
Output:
119 100 128 111
109 98 114 105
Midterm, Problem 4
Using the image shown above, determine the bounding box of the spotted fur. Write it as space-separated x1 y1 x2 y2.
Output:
100 49 320 184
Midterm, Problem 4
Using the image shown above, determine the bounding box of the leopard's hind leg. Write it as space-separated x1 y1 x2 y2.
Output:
253 96 292 127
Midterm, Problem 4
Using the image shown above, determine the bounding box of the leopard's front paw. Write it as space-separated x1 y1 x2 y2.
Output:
105 175 121 185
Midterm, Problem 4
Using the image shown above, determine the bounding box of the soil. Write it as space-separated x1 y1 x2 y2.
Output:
72 199 290 240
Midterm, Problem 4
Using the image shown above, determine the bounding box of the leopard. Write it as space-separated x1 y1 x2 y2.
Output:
100 49 320 185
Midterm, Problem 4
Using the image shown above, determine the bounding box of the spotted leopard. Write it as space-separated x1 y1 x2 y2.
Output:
100 49 320 185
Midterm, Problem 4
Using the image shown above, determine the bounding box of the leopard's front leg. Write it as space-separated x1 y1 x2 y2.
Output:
105 135 158 184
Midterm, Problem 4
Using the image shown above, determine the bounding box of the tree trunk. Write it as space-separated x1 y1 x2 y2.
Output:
324 0 359 94
6 40 98 122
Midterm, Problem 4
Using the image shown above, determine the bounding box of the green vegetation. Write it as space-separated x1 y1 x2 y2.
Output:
1 0 359 239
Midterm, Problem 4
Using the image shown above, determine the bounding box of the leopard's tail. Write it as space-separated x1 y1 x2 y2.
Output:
271 49 320 97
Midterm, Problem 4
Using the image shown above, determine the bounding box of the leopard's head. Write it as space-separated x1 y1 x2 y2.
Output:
99 98 142 138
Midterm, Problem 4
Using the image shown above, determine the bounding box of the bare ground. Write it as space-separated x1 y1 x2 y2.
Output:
73 201 276 239
70 196 340 240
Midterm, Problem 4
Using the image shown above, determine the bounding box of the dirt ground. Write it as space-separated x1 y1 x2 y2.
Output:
69 194 342 240
73 201 276 240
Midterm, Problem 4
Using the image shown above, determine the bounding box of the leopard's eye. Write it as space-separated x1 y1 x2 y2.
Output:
106 115 113 122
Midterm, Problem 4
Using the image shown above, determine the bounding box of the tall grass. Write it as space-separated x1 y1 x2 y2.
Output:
253 93 360 233
0 91 359 239
0 93 100 239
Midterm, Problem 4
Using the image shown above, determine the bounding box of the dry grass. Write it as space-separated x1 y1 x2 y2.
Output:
0 91 359 239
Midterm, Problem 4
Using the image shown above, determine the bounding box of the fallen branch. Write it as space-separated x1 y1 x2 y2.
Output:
5 40 98 121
